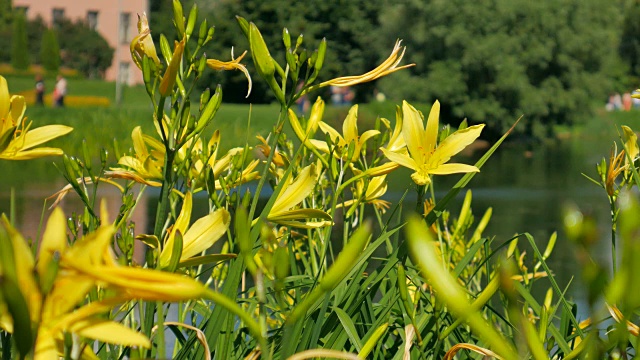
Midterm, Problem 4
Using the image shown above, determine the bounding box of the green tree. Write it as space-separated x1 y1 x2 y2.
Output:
620 0 640 81
197 0 384 103
40 28 60 72
376 0 623 138
11 11 29 71
27 15 47 64
0 0 12 29
56 18 114 78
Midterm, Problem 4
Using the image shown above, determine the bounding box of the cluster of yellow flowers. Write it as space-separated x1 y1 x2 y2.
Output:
0 4 494 358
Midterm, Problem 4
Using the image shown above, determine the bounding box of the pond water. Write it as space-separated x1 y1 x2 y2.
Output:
0 131 619 304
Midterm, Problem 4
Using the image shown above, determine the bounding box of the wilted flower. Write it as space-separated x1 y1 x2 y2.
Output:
303 40 414 93
207 49 252 98
130 13 162 69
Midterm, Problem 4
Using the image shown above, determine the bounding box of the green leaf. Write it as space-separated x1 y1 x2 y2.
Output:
334 307 363 352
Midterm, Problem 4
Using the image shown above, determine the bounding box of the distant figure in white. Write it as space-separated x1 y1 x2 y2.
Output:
53 75 67 107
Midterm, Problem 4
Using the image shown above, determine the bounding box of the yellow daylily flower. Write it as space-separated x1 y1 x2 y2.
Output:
108 126 163 186
207 49 252 98
265 163 332 228
381 101 484 186
0 209 152 359
0 76 72 160
256 134 286 167
622 125 639 175
158 192 231 269
130 12 162 70
339 174 391 213
308 40 414 90
363 108 406 176
288 97 324 150
159 39 185 97
605 145 626 197
310 104 380 162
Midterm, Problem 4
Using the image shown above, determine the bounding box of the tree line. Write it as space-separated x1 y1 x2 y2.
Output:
0 0 113 78
149 0 639 138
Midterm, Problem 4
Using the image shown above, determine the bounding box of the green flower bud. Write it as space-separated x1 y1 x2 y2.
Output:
235 16 250 39
172 0 185 38
315 38 327 72
159 34 172 64
82 139 91 172
198 19 208 47
283 28 291 49
249 22 275 80
185 3 197 38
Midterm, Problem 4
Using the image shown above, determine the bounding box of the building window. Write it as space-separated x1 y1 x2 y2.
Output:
87 10 99 31
119 62 130 85
52 8 65 28
119 12 131 44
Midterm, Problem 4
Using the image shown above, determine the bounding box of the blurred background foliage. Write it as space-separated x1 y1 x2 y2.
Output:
2 0 640 139
148 0 640 140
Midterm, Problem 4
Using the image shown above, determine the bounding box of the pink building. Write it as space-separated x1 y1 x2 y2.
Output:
13 0 149 85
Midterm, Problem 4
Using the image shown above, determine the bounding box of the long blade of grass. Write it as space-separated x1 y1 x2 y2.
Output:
523 233 583 338
453 237 487 278
425 117 520 225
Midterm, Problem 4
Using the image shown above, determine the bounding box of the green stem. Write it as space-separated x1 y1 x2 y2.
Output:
249 105 288 220
609 195 617 274
154 150 176 239
156 301 166 359
416 184 426 215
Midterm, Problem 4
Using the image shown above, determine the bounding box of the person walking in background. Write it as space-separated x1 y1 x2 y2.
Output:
35 74 45 106
623 92 632 111
53 75 67 107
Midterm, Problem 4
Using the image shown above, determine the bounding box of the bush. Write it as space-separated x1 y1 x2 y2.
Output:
10 12 28 71
40 29 60 72
56 18 114 78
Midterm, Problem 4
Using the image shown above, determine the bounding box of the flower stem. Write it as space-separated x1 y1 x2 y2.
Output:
609 195 617 274
416 184 426 215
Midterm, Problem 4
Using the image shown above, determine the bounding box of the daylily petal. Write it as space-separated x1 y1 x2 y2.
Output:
36 208 67 280
318 122 345 147
364 162 400 177
381 147 417 171
309 139 330 153
105 169 162 186
270 163 319 216
159 192 193 268
359 129 381 146
0 76 9 120
429 163 479 175
273 220 333 229
425 100 440 154
207 50 252 98
181 208 231 260
342 105 359 143
8 95 25 125
622 125 639 166
318 40 415 87
132 126 150 159
267 208 332 222
402 101 427 163
431 124 484 166
4 125 72 153
130 13 161 69
0 148 64 160
70 318 151 348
